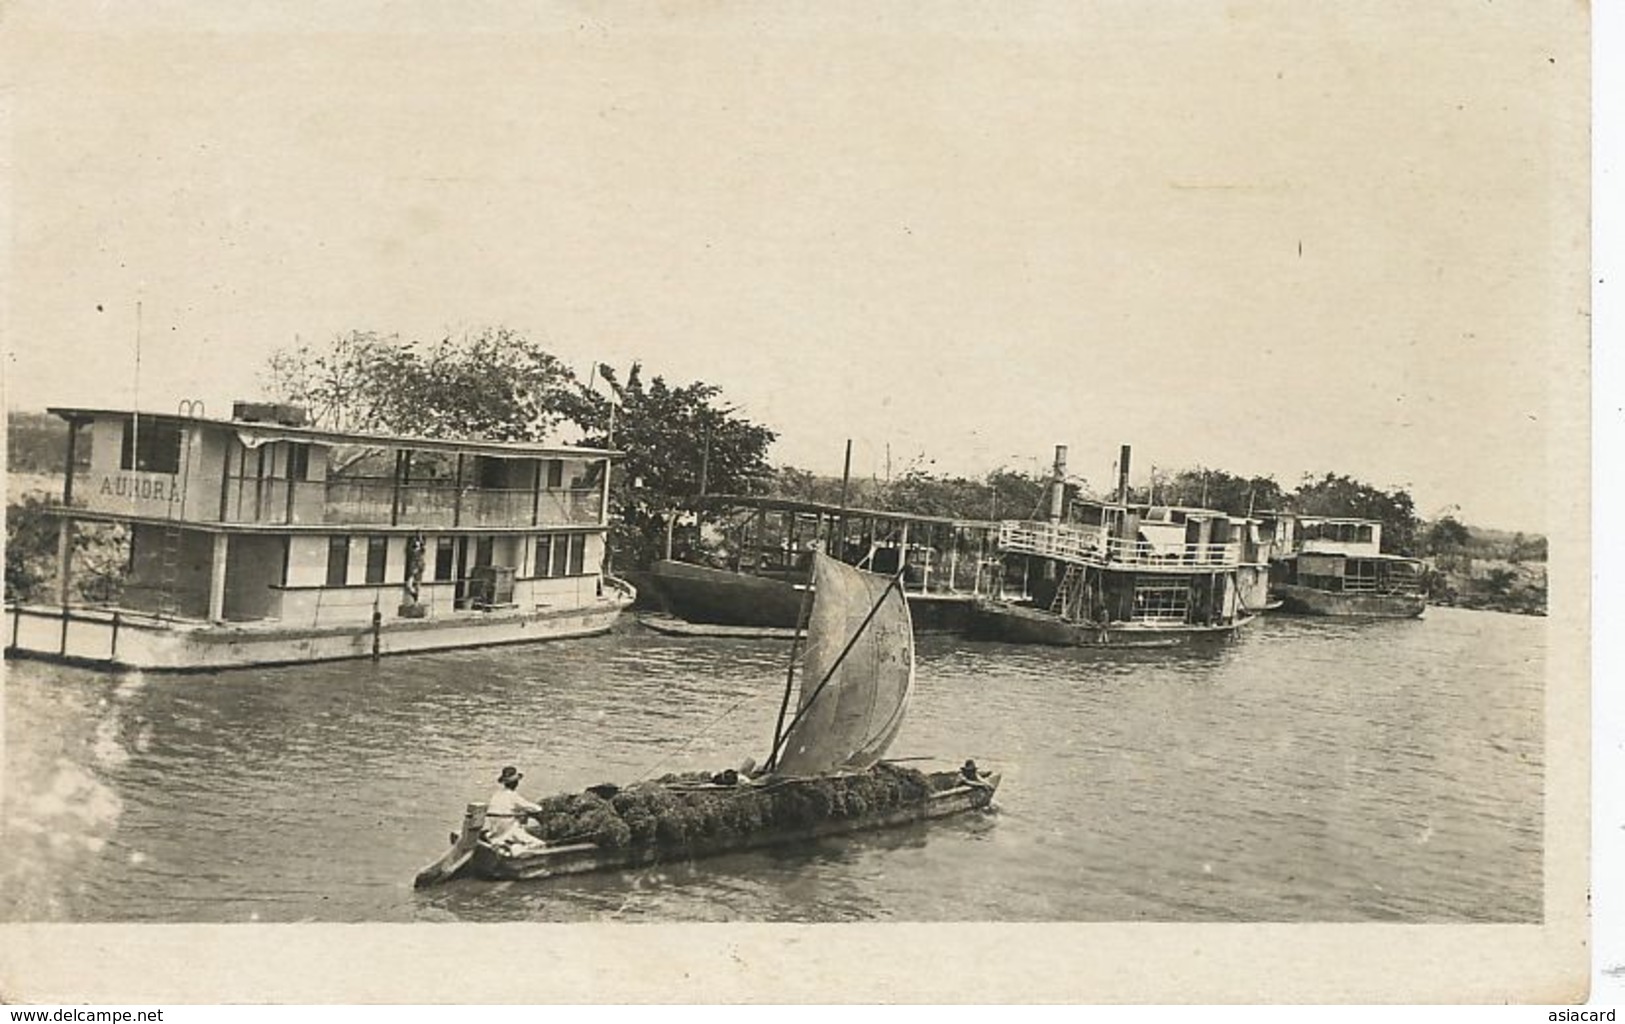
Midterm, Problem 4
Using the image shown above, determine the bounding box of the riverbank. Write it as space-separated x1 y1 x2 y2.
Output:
1430 558 1548 616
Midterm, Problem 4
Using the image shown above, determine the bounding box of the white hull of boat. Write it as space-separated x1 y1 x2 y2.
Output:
4 592 632 672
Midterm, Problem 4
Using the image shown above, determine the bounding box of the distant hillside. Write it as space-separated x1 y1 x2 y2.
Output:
1419 515 1546 615
1460 525 1546 563
1429 557 1546 616
6 410 69 474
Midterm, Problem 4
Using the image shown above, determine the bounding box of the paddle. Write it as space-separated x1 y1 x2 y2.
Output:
414 801 511 889
413 827 481 889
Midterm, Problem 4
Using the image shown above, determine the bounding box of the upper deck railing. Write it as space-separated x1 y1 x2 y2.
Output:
230 478 604 528
999 520 1241 571
75 475 605 529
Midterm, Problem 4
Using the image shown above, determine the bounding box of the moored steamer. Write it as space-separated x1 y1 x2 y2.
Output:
969 445 1259 647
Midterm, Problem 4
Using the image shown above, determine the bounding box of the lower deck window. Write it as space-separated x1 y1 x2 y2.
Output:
365 536 389 584
534 532 591 578
326 537 350 587
1131 579 1190 623
1344 560 1379 592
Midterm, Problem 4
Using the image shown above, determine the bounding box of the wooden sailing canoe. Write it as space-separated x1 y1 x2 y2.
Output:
417 767 999 887
415 553 1000 889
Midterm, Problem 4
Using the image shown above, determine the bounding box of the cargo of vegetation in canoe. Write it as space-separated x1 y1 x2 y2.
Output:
522 762 944 849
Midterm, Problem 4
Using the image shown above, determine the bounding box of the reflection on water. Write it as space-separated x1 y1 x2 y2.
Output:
0 608 1542 923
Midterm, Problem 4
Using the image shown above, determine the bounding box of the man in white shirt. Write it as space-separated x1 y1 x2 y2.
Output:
486 766 546 851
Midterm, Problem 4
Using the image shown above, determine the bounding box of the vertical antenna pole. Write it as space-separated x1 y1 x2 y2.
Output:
131 301 143 474
698 421 711 496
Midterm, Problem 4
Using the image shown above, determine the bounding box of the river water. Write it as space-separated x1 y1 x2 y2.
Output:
0 606 1542 923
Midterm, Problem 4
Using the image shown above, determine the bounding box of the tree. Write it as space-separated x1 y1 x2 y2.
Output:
767 465 1050 523
882 471 996 519
6 411 72 474
1292 472 1420 555
4 495 125 604
984 468 1052 522
1508 532 1547 563
771 466 863 506
1426 515 1472 555
1483 566 1519 604
261 336 774 569
570 363 777 568
5 494 59 601
1160 467 1286 517
262 328 581 442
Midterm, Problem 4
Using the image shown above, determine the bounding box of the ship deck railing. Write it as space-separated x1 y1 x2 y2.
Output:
999 520 1241 571
1319 578 1424 596
67 480 606 529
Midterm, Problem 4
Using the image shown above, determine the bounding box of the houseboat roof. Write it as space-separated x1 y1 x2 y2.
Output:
693 493 998 529
47 406 620 460
1254 510 1381 526
1137 503 1260 522
1284 549 1422 565
1070 497 1255 522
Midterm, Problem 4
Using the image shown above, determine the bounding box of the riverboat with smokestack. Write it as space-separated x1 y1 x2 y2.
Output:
4 402 632 670
968 444 1261 646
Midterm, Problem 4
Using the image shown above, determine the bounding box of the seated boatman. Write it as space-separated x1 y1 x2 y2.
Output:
959 759 993 790
486 766 547 852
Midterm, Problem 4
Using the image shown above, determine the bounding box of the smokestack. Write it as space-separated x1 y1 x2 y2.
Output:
1048 445 1068 521
1117 444 1132 504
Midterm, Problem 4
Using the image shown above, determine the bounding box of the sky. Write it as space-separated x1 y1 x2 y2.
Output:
0 2 1588 532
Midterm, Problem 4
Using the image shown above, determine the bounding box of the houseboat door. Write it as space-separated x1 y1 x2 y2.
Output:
454 537 495 609
453 538 469 608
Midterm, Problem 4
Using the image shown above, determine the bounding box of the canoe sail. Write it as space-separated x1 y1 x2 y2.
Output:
774 552 915 776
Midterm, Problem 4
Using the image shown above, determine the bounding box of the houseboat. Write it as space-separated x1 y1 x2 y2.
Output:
1268 515 1426 617
969 445 1258 646
4 402 634 671
641 495 1004 635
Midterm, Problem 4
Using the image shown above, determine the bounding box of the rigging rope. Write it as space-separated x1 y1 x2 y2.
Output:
631 669 797 782
764 569 904 770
